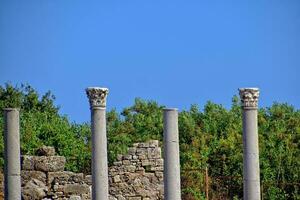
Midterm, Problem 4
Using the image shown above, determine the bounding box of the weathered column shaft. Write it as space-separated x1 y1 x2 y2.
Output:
86 87 109 200
239 88 261 200
3 108 21 200
163 108 181 200
91 107 108 199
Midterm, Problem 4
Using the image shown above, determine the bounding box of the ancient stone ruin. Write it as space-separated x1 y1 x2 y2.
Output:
2 87 261 200
4 140 163 200
109 140 163 200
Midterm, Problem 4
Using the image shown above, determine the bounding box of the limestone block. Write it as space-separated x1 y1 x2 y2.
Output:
122 160 131 165
147 147 161 159
149 140 159 147
84 175 92 185
35 156 66 172
22 178 48 200
109 171 119 176
127 147 137 155
158 184 164 195
64 183 90 195
126 165 136 173
136 148 147 156
113 175 121 183
21 170 47 186
155 171 163 179
109 186 120 196
155 159 163 166
115 195 126 200
149 159 157 166
133 143 139 147
141 160 150 166
150 166 163 172
55 191 64 197
128 197 141 200
123 155 132 160
69 195 82 200
19 141 164 200
144 173 158 182
36 146 56 156
21 156 36 170
113 161 122 166
48 171 84 185
135 167 145 174
138 155 147 160
138 142 149 148
81 192 92 200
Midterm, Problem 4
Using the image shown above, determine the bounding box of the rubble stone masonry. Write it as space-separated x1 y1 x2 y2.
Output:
0 140 164 200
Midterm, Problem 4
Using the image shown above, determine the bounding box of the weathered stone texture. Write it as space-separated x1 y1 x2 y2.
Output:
21 170 47 186
0 140 163 200
35 156 66 172
22 178 48 200
36 146 56 156
108 140 164 200
22 156 36 171
22 155 66 172
64 184 90 195
47 171 84 186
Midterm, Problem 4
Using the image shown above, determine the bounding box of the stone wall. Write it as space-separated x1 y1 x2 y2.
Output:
21 146 91 200
0 140 164 200
109 140 163 200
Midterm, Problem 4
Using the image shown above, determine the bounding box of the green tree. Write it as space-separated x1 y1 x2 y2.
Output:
0 83 91 172
0 83 299 199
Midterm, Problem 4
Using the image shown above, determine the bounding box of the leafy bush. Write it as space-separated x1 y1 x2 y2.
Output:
0 83 299 199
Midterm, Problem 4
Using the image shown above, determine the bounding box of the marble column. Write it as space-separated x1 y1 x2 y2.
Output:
163 108 181 200
86 87 109 200
3 108 21 200
239 88 261 200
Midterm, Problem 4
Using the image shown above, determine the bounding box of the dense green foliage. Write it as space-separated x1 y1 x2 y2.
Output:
0 83 91 172
0 83 299 199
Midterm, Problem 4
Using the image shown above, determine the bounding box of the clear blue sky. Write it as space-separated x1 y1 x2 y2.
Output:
0 1 299 123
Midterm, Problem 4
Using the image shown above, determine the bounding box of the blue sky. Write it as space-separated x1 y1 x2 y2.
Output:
0 0 299 123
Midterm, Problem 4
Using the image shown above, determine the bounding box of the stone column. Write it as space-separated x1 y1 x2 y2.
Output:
239 88 261 200
163 108 181 200
3 108 21 200
86 87 109 200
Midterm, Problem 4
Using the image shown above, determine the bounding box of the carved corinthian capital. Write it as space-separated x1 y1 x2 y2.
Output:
86 87 109 108
239 88 259 109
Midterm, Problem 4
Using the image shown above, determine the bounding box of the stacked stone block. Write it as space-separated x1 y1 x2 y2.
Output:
21 146 91 200
1 140 164 200
109 140 164 200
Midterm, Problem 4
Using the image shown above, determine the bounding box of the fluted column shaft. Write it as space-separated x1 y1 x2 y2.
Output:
3 108 21 200
163 108 181 200
86 87 109 200
239 88 261 200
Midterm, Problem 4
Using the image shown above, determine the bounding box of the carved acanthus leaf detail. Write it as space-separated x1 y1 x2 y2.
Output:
239 88 259 109
86 87 109 108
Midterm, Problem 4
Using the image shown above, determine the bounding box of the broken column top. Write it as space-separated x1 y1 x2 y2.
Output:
86 87 109 108
239 88 260 109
